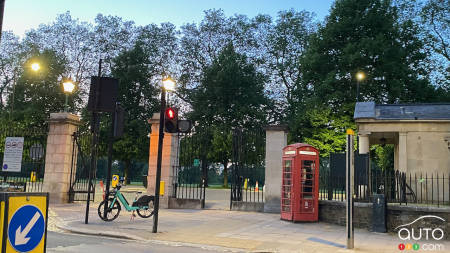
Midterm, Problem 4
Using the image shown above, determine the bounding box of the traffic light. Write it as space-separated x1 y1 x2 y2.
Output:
164 107 178 133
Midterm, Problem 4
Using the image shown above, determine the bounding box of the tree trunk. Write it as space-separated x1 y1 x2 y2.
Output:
223 163 228 188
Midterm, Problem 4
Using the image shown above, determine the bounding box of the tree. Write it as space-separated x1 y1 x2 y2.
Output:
0 32 24 110
178 10 266 102
22 12 139 107
420 0 449 62
393 0 449 96
110 42 160 182
290 0 440 153
191 43 269 128
6 49 75 127
189 43 269 186
264 10 316 108
419 0 449 97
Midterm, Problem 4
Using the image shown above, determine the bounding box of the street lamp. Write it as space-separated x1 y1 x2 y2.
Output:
162 77 175 91
153 76 175 233
355 71 365 102
63 79 75 112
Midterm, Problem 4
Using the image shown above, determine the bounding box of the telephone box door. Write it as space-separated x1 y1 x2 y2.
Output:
281 158 293 220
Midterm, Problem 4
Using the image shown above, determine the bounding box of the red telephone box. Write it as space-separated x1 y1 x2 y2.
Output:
281 143 319 222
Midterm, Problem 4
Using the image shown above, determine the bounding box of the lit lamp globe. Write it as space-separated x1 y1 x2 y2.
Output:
63 81 75 93
356 71 365 81
162 77 175 91
31 63 41 72
63 80 75 112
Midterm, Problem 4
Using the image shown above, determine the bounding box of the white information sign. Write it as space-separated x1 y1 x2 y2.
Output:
2 137 24 172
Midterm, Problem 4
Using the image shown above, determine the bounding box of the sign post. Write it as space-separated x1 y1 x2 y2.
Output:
346 129 355 249
0 192 49 253
2 137 24 172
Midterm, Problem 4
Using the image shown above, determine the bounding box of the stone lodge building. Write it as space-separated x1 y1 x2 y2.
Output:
354 102 450 176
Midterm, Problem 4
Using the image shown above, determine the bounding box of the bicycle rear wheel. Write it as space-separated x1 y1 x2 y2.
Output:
137 199 154 218
98 198 121 221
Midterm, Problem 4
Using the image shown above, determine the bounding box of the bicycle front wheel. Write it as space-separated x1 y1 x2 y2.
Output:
137 199 155 218
98 198 121 221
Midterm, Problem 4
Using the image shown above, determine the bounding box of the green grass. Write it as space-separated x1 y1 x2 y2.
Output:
128 181 144 186
207 184 230 189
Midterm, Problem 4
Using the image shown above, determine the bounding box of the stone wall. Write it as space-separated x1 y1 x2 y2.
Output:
168 197 202 209
318 200 450 240
387 205 449 241
319 200 372 228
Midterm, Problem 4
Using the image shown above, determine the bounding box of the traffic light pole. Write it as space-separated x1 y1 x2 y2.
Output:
103 102 117 220
346 129 355 249
85 59 101 224
152 87 166 233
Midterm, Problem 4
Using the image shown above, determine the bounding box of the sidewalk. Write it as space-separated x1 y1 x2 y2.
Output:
48 201 448 253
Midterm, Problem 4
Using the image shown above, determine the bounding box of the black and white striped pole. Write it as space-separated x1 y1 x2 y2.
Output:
346 129 355 249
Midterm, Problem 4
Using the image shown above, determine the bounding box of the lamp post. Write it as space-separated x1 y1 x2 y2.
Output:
355 71 365 102
63 79 75 112
355 71 365 151
152 76 175 233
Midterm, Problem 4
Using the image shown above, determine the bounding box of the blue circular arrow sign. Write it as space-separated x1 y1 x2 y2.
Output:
8 205 45 252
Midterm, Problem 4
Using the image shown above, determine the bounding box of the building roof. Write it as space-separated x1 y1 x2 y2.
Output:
354 102 450 120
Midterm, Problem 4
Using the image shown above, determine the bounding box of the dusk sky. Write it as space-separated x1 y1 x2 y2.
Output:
3 0 335 36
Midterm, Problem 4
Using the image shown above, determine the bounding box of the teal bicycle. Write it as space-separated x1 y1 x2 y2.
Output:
98 183 155 221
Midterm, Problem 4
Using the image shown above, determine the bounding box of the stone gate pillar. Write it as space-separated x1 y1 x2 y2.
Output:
43 113 80 204
358 132 370 154
264 125 288 213
147 113 179 208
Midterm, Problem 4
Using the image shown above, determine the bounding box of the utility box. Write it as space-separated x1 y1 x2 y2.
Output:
372 194 386 232
281 143 320 222
0 192 49 253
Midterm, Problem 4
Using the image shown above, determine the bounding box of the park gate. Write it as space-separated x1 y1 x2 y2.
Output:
173 127 265 209
230 128 265 208
172 130 208 207
68 131 95 202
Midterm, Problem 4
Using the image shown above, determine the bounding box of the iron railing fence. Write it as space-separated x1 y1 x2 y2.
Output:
0 126 47 192
319 169 449 207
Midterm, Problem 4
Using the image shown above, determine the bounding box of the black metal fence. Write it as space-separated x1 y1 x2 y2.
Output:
230 128 265 204
0 126 47 192
320 168 450 207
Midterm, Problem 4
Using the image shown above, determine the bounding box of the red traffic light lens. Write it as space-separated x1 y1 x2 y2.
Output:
166 108 175 119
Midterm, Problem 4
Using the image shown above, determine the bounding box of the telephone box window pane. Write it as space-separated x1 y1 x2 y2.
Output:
284 160 291 172
302 160 315 194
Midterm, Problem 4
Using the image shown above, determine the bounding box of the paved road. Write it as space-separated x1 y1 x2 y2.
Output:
47 231 238 253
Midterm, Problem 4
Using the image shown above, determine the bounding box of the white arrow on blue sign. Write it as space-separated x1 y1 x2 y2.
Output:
8 205 45 252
